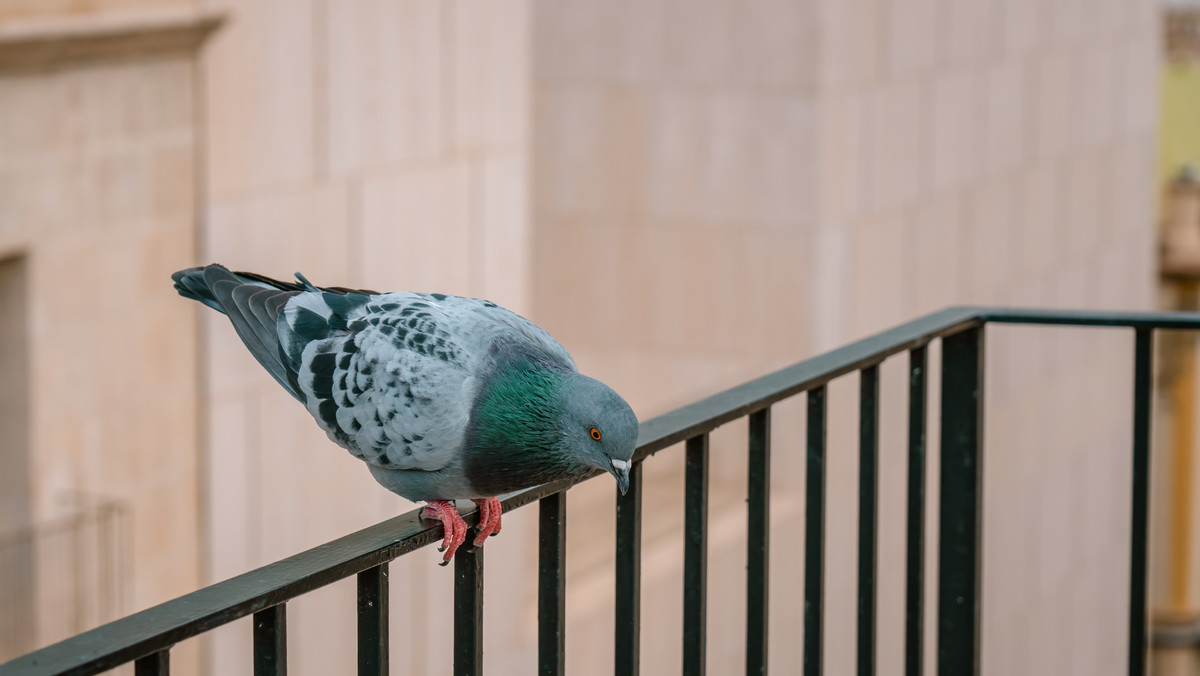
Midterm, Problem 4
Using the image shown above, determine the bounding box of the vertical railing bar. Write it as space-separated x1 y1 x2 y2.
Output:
904 346 928 676
746 407 771 676
539 492 567 676
454 543 483 676
1129 328 1153 676
357 563 389 676
684 433 710 676
254 603 287 676
134 649 169 676
615 462 643 676
804 385 827 676
936 326 985 676
857 365 880 676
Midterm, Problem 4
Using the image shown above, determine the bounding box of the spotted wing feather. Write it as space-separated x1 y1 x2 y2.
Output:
285 292 575 472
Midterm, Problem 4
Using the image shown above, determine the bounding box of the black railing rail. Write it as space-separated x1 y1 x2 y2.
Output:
2 305 1193 676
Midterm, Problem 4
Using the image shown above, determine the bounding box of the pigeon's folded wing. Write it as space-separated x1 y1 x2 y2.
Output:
287 293 479 472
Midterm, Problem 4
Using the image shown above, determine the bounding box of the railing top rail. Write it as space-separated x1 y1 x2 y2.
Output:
6 304 1200 676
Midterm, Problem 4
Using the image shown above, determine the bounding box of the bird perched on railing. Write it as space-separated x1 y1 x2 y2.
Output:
173 264 638 564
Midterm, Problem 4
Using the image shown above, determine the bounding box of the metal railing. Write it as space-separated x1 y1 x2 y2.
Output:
0 496 129 665
2 305 1192 676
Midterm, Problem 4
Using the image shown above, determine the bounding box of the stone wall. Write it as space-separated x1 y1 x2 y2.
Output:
196 1 535 673
0 5 214 669
532 0 1159 674
0 0 1159 673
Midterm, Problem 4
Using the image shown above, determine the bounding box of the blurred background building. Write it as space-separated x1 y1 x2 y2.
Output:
0 0 1184 674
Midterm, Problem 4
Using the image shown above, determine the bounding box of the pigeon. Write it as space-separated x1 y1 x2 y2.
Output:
172 264 638 564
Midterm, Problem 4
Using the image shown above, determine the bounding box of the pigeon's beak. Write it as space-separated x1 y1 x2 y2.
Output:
610 458 630 495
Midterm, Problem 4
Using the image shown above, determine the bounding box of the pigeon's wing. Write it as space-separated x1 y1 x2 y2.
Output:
283 291 577 472
173 265 305 399
445 294 577 372
281 292 483 471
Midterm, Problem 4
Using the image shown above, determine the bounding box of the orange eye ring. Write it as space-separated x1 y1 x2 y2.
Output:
589 426 602 441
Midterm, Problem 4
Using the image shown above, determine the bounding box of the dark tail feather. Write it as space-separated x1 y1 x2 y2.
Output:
171 264 304 401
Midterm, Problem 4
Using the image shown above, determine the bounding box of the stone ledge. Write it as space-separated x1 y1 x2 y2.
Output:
0 6 223 72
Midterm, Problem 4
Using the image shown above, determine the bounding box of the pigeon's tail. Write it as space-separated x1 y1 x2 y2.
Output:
172 264 305 400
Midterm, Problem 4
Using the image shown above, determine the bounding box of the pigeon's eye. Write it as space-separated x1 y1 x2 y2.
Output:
589 426 602 441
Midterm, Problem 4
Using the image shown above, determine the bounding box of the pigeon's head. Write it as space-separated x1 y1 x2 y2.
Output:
561 374 639 494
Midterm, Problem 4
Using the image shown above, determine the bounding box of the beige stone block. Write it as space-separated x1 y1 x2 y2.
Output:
91 148 154 227
881 0 936 78
1116 34 1159 137
643 91 815 227
0 0 195 20
1062 152 1104 260
727 0 817 89
533 87 648 219
1110 137 1154 240
937 0 995 66
815 92 866 225
658 0 736 88
809 225 850 352
963 179 1015 304
203 0 314 196
532 0 624 84
1049 0 1085 46
326 0 442 173
697 94 816 226
866 80 922 212
452 0 529 151
1089 0 1123 37
815 0 878 88
929 71 979 194
603 0 669 85
1077 44 1115 149
150 139 195 217
358 162 473 294
205 181 350 282
87 57 194 139
912 193 964 314
1016 164 1062 278
644 91 708 222
982 61 1025 178
999 0 1041 56
203 391 255 582
1032 50 1072 160
0 72 68 160
477 152 532 313
850 214 909 337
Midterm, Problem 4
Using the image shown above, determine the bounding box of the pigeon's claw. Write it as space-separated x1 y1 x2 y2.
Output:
421 500 468 565
470 497 503 547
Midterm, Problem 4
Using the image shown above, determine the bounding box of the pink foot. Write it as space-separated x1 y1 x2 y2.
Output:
421 500 468 566
470 497 503 547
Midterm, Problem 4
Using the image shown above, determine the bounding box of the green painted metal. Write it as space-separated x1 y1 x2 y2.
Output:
937 326 984 676
857 366 880 676
746 408 771 676
683 434 710 676
614 463 642 676
538 493 567 676
253 604 286 676
803 385 827 676
905 347 928 676
356 565 387 676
